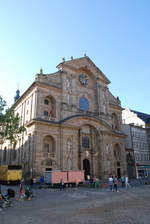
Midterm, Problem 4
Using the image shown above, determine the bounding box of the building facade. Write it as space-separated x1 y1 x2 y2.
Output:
122 124 136 179
1 56 127 179
122 108 150 178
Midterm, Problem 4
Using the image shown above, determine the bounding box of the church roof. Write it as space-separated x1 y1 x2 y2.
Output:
57 56 110 84
131 110 150 124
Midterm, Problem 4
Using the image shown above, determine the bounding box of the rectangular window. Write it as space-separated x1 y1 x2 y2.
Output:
44 99 49 105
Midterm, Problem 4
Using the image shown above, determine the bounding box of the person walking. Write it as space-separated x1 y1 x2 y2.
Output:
40 176 44 188
89 176 93 187
30 177 33 188
121 176 125 188
125 176 129 189
18 182 24 200
33 177 37 188
113 176 119 192
60 179 65 191
108 176 113 191
93 176 96 188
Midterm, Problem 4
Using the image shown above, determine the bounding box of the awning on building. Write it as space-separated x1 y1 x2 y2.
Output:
137 165 150 169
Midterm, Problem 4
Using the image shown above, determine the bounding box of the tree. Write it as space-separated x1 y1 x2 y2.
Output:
0 96 6 120
0 96 25 145
0 96 6 144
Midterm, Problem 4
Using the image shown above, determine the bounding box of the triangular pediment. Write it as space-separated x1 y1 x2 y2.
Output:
57 56 110 84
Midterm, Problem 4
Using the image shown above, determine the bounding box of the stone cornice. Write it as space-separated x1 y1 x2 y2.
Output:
26 114 112 131
101 130 126 138
26 117 126 138
13 81 61 107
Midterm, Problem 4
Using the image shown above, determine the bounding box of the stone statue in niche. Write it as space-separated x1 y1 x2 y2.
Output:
67 139 73 170
66 78 71 90
106 144 109 154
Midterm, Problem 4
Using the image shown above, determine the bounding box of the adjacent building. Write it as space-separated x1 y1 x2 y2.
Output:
122 108 150 178
0 56 127 179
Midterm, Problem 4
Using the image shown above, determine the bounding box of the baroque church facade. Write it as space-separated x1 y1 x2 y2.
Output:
1 56 127 179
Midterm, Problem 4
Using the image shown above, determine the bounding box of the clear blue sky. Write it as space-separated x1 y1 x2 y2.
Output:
0 0 149 113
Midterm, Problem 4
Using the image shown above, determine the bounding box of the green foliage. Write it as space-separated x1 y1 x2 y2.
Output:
0 96 6 113
0 96 26 144
2 109 26 143
0 96 6 124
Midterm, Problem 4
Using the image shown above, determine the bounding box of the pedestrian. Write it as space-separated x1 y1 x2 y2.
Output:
18 182 24 200
0 192 3 210
30 177 33 188
95 178 100 188
89 176 93 187
75 178 79 188
121 176 125 188
113 176 119 192
24 186 32 200
93 176 96 188
108 176 113 191
87 175 90 181
33 177 37 188
125 176 129 189
20 178 25 186
60 179 65 191
40 176 44 188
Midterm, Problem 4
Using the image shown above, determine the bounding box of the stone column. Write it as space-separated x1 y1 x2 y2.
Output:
32 131 38 176
72 130 78 170
30 94 34 120
121 143 127 176
99 84 104 115
33 90 38 119
59 127 63 170
98 131 106 179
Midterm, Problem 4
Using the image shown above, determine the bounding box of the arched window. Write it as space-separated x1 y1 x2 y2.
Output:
79 97 89 111
82 136 90 148
112 113 119 130
43 135 55 156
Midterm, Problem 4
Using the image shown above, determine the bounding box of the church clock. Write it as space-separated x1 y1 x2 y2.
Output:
79 74 88 86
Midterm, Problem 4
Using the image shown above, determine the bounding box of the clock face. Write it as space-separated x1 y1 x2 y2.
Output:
79 74 88 86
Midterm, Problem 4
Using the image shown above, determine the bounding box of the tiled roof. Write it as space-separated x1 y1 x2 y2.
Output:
132 110 150 124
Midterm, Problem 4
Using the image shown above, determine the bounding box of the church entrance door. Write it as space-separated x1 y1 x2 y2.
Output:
83 159 90 180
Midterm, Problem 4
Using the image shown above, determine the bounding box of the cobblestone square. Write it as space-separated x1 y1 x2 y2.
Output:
1 185 150 224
